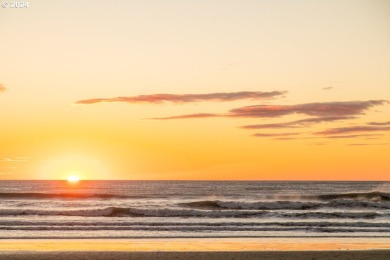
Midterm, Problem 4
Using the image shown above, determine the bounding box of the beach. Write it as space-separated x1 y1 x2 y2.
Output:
0 238 389 259
0 181 389 259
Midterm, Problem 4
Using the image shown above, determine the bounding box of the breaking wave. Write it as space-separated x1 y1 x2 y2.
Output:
0 207 388 219
180 198 390 211
314 191 390 201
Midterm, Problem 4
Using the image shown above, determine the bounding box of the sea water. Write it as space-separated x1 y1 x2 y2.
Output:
0 181 389 239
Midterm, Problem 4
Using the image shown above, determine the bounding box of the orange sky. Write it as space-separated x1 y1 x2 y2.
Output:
1 0 389 180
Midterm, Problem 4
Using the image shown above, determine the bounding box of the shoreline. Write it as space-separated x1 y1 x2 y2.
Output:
0 237 389 251
0 237 389 259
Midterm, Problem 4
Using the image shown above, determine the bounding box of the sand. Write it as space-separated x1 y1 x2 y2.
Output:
0 238 388 260
1 238 389 251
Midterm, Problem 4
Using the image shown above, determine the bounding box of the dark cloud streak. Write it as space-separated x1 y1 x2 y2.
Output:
76 91 287 105
241 116 355 129
324 134 382 139
368 121 390 126
230 100 387 118
316 126 390 135
253 132 300 137
347 143 390 146
154 100 387 120
151 113 219 120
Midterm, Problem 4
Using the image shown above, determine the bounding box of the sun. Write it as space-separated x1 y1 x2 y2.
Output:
67 175 80 183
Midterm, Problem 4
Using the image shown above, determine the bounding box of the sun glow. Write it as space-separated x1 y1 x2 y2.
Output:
67 175 80 183
37 153 110 180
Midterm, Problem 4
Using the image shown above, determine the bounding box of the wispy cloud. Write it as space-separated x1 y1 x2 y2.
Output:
316 126 390 135
77 89 389 144
253 132 300 137
151 113 219 120
154 100 387 120
0 156 19 176
347 143 390 146
0 157 29 162
0 84 6 93
76 91 287 105
368 121 390 126
241 116 355 129
325 134 382 139
273 137 298 140
229 100 387 118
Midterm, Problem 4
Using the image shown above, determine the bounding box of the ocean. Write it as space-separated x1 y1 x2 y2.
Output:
0 181 389 239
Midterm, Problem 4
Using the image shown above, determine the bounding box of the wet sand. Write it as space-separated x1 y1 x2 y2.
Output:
0 238 388 259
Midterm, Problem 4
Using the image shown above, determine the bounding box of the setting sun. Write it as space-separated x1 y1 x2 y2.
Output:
67 175 80 183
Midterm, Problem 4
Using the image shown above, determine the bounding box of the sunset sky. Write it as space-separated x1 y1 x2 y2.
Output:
1 0 389 180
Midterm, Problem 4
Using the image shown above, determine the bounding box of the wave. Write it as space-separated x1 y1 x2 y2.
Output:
0 207 388 219
281 211 384 219
326 200 390 209
181 200 320 210
0 191 388 203
0 192 129 199
0 225 389 233
1 220 390 228
313 191 390 202
264 191 390 202
0 207 118 217
180 199 390 210
126 207 268 218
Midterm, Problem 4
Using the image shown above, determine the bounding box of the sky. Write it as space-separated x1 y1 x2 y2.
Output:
0 0 389 180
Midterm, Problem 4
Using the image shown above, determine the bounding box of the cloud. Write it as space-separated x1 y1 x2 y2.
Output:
241 116 355 129
76 91 287 105
323 87 333 90
0 84 6 93
154 100 387 120
76 98 106 104
316 126 390 135
0 157 29 162
347 143 390 146
368 121 390 126
151 113 219 120
229 100 387 118
273 137 301 140
253 132 300 137
325 134 382 139
347 143 372 146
